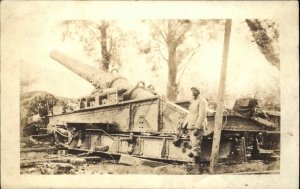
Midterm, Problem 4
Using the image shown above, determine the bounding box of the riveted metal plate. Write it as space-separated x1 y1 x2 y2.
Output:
141 138 164 158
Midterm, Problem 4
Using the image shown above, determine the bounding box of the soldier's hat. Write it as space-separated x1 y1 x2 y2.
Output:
191 87 201 93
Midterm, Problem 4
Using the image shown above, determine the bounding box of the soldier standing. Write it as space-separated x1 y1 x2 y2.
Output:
187 87 208 164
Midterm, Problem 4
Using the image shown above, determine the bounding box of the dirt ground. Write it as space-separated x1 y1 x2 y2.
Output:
20 146 280 175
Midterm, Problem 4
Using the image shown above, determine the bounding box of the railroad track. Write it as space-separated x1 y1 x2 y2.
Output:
225 170 280 175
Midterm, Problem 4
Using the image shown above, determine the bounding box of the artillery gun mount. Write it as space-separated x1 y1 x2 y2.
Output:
42 51 280 164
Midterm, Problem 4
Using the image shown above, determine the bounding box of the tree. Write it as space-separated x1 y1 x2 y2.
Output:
149 19 224 101
246 19 280 69
165 20 191 101
99 21 110 71
245 19 280 110
60 20 123 71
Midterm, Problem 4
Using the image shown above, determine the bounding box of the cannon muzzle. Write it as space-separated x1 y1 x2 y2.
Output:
50 50 155 99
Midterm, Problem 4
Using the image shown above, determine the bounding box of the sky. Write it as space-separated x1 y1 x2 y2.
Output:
1 2 280 107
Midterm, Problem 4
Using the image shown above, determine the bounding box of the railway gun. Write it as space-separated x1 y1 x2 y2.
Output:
44 51 280 163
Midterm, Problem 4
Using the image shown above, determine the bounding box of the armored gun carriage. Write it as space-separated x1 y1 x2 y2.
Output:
47 51 280 163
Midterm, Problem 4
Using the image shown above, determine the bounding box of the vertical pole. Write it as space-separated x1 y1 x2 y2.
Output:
239 137 247 162
209 19 232 173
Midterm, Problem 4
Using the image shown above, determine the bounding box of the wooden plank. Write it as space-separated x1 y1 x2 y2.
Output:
229 170 280 175
82 156 103 161
119 155 166 167
209 19 232 173
21 147 63 153
266 111 280 117
20 156 87 167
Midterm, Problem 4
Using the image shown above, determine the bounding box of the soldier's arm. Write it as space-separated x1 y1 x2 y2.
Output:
195 99 207 129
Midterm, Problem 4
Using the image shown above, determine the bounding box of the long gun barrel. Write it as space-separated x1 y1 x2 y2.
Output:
50 50 155 99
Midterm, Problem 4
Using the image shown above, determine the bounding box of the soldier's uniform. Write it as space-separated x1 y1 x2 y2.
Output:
187 87 208 158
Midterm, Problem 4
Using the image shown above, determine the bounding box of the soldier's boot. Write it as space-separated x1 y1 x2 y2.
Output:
173 138 181 147
193 156 201 165
193 151 201 165
173 133 182 147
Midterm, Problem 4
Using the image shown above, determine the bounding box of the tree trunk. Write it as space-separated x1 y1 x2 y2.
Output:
166 20 178 102
100 21 110 71
167 45 178 101
245 19 279 70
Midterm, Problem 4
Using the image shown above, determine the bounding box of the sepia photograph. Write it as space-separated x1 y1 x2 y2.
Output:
1 1 298 189
19 18 281 175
